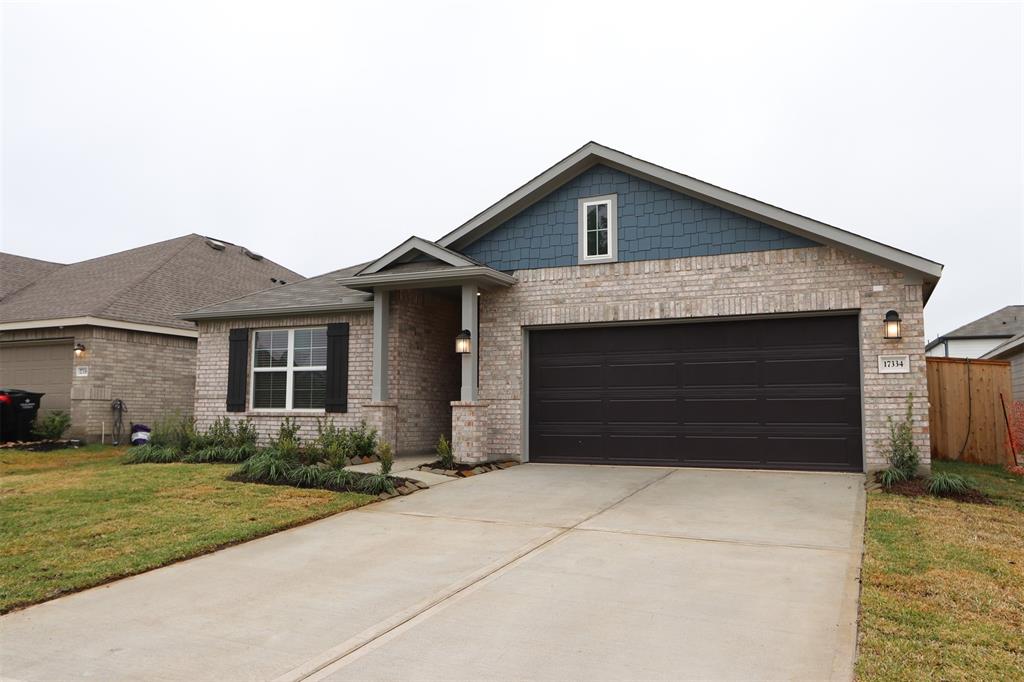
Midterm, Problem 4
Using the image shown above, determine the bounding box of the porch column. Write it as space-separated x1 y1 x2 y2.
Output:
371 290 389 401
460 283 478 401
365 289 397 452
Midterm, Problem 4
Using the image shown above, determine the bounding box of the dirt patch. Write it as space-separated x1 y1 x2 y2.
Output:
878 474 993 505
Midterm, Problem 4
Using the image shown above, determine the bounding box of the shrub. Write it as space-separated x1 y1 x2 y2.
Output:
378 442 394 475
347 421 378 460
289 464 328 489
182 444 256 464
205 417 235 447
269 417 302 458
234 419 259 448
233 449 295 483
123 444 182 464
32 411 72 440
315 417 349 467
321 468 355 491
436 434 454 470
878 467 909 488
882 394 920 480
927 472 973 497
150 412 198 452
356 472 395 496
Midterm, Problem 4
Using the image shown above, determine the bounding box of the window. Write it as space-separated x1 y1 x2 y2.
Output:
251 328 327 410
578 194 618 263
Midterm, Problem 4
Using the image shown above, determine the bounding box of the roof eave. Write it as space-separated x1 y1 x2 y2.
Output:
179 299 374 322
338 266 517 292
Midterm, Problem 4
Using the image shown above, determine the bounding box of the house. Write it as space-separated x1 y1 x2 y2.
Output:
183 142 942 472
925 305 1024 358
0 235 302 440
982 332 1024 401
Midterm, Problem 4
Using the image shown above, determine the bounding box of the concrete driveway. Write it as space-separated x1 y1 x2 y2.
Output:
0 465 864 681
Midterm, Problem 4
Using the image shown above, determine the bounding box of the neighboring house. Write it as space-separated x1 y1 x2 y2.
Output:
0 235 302 439
183 142 942 473
982 332 1024 401
925 305 1024 358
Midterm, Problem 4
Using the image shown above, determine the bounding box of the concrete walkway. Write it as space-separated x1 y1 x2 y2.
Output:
0 465 865 681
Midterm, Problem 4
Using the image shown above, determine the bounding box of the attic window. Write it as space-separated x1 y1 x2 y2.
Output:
577 194 618 264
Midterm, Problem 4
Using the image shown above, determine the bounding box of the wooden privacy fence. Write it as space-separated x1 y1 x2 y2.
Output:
927 357 1015 465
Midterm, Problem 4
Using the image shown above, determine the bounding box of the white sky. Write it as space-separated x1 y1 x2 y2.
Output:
2 0 1021 340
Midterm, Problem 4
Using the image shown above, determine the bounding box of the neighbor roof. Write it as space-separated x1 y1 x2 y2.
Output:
182 263 372 320
0 253 64 300
0 234 303 332
438 141 944 299
982 332 1024 360
926 305 1024 351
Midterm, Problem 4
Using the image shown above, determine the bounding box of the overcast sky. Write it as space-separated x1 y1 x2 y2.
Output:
2 0 1021 339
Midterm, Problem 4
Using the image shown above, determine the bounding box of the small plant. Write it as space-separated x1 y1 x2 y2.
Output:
316 417 349 468
347 421 378 460
356 472 395 496
183 444 256 464
31 411 72 440
378 442 394 475
233 449 294 483
269 417 302 458
927 472 973 497
206 417 235 447
436 434 454 470
322 468 354 491
289 464 327 489
878 467 909 489
150 412 198 452
880 394 920 483
123 444 181 464
234 418 259 448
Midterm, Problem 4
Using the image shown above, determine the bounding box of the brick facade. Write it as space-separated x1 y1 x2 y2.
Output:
476 245 930 471
450 401 490 464
193 290 460 452
0 325 197 440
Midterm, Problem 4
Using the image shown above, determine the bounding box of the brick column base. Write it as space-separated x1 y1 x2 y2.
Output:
450 400 489 464
362 401 398 453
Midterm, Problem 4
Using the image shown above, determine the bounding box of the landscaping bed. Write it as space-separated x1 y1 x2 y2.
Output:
0 439 84 452
876 473 993 505
416 459 520 478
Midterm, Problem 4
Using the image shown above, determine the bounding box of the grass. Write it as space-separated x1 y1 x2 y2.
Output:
857 460 1024 680
0 445 375 613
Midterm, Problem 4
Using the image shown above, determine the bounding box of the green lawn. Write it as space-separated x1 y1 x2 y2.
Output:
0 445 375 613
857 461 1024 680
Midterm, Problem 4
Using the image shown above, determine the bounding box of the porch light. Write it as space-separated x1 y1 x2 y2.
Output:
455 329 472 354
883 311 902 340
74 343 86 356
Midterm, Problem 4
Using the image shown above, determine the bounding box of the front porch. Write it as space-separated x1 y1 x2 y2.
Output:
338 238 516 464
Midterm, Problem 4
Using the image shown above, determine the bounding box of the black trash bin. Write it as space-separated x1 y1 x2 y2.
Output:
0 389 45 443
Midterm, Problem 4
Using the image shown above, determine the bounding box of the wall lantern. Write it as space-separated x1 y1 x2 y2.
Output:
74 343 87 357
455 329 472 354
883 310 902 340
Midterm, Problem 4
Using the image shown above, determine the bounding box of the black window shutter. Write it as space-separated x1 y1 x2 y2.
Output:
226 328 249 412
325 323 350 413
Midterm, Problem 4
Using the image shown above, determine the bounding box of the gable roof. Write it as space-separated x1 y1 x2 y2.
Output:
0 234 304 332
927 306 1024 351
182 263 372 320
357 236 481 275
0 253 64 300
438 142 943 299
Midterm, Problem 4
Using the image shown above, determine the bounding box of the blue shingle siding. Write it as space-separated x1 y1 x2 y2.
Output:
460 165 817 271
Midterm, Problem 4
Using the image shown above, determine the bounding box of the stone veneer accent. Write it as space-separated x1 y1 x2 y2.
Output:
476 245 930 472
0 325 196 440
362 401 398 452
450 401 490 464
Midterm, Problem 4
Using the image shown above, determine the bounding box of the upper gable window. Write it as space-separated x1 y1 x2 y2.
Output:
578 194 618 264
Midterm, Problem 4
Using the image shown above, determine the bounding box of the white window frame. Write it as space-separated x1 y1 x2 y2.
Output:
577 193 618 264
249 327 327 412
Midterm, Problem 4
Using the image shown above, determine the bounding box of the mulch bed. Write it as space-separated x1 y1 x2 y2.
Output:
0 439 83 452
416 459 520 478
878 474 993 505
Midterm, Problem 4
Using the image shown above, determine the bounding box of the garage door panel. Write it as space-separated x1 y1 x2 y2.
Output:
605 361 676 388
681 359 758 387
606 398 677 424
0 341 73 413
529 315 862 471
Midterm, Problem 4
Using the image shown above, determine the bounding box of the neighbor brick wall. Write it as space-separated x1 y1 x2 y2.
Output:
0 325 197 440
476 245 930 471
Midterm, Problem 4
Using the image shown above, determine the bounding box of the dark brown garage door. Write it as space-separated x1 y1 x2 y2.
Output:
528 315 862 471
